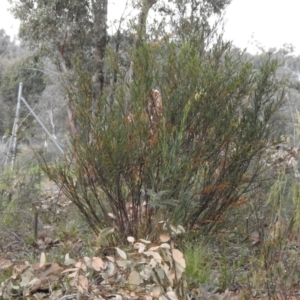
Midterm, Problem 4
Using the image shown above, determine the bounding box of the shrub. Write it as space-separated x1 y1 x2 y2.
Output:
41 36 285 242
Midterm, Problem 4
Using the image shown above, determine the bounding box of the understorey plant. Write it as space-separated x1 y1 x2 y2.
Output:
42 44 285 242
12 0 285 241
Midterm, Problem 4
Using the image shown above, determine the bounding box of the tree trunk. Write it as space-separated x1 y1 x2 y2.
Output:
92 0 108 114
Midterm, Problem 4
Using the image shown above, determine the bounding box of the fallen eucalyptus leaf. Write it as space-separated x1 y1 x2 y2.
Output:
64 253 76 266
152 285 162 298
128 270 140 290
39 252 46 268
78 275 89 293
166 290 178 300
91 257 104 271
171 249 186 268
159 233 170 242
160 243 170 249
116 247 127 260
127 236 135 243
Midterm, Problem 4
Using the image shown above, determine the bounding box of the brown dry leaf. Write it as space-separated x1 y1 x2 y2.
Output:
18 262 30 268
174 262 185 280
106 256 115 262
171 249 186 268
159 233 170 242
152 285 161 298
12 264 29 279
78 274 89 293
144 251 162 263
75 261 83 268
68 271 78 278
0 258 13 270
49 289 63 300
91 257 104 271
61 267 80 274
170 241 175 249
44 237 53 245
39 252 46 268
31 263 42 271
31 261 64 292
148 246 160 251
39 263 64 278
28 278 43 293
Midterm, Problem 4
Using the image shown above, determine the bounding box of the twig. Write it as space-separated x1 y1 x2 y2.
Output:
59 294 77 300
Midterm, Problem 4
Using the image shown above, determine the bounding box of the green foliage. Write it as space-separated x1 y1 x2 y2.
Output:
10 0 285 242
1 55 46 103
183 240 213 285
0 30 24 135
3 1 300 298
43 36 285 242
237 173 300 298
0 29 19 61
0 55 46 135
0 163 43 240
0 29 11 57
10 0 99 74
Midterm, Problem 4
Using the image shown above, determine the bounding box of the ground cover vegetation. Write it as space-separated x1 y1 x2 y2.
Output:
1 0 300 299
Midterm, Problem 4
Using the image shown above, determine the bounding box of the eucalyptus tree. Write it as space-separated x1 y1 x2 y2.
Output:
0 29 11 57
9 0 230 130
